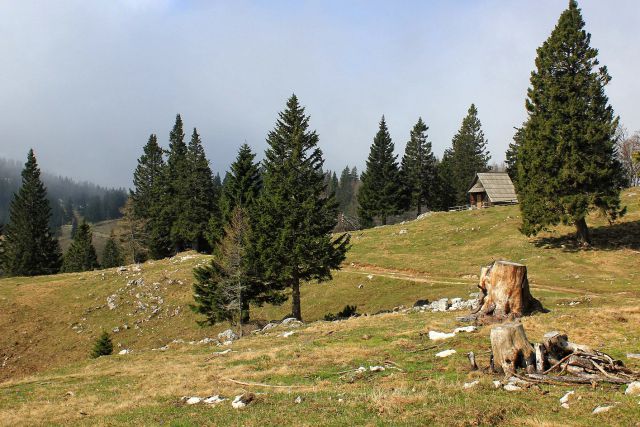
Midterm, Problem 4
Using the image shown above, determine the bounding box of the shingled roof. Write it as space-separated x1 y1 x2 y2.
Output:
467 172 518 204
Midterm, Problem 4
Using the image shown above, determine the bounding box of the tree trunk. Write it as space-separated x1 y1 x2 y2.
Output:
490 322 536 375
291 273 302 321
575 217 591 246
475 260 544 319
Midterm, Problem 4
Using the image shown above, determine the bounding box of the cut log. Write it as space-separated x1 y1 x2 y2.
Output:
475 260 544 319
490 322 536 375
543 331 592 355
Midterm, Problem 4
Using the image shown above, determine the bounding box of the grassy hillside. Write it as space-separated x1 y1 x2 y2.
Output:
0 189 639 426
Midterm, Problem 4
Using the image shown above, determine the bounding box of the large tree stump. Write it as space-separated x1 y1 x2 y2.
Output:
474 261 544 319
490 322 536 375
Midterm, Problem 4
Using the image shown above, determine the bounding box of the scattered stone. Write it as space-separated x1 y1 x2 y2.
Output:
413 299 430 307
625 382 640 396
503 384 522 392
357 284 364 289
185 397 202 405
435 349 456 358
429 331 456 341
232 393 255 409
116 266 127 272
398 229 408 235
294 396 302 404
416 212 432 220
430 298 450 312
281 318 303 327
118 349 131 355
107 295 118 310
198 337 216 344
261 323 278 332
367 274 374 280
355 366 367 373
627 353 640 360
211 349 233 356
221 340 234 346
152 345 169 351
280 331 296 338
592 405 613 414
369 366 385 372
492 380 502 389
463 380 479 389
218 329 239 342
204 395 226 404
560 391 574 406
112 327 120 333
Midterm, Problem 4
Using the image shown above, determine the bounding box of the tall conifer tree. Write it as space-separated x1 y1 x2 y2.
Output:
102 233 124 268
131 134 169 258
0 150 62 276
440 104 491 205
176 128 216 252
358 116 402 226
213 143 261 245
252 95 350 321
517 0 625 245
400 117 438 215
62 221 99 272
164 114 191 253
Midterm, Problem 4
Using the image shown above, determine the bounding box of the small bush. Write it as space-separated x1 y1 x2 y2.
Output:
91 331 113 358
324 304 359 321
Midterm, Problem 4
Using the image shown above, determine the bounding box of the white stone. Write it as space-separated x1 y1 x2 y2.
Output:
429 331 456 341
503 384 522 392
118 349 131 355
204 395 225 404
592 405 612 414
294 396 302 404
559 391 574 404
454 326 477 334
435 349 456 358
217 329 239 342
280 331 296 338
367 274 374 280
398 229 408 235
369 366 385 372
212 349 233 356
107 295 118 310
463 380 479 389
281 318 303 327
186 397 202 405
561 403 570 409
625 382 640 396
261 323 278 332
232 395 248 409
627 353 640 360
430 298 450 312
355 366 367 373
492 380 502 389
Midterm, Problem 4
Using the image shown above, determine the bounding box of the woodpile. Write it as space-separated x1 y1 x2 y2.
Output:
483 322 640 385
468 260 545 322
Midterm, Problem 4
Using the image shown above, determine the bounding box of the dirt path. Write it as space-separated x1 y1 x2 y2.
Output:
341 264 591 296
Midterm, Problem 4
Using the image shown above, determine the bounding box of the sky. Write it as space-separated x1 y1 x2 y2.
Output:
0 0 638 188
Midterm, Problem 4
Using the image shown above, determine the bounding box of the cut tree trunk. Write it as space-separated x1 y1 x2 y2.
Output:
475 260 544 319
490 322 536 375
574 217 591 246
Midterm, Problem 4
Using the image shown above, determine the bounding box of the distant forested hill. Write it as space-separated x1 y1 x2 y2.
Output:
0 157 127 230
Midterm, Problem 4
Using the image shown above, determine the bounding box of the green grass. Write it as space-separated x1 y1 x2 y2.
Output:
0 188 639 426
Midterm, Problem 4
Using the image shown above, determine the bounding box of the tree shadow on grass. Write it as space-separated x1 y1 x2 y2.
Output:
533 220 640 252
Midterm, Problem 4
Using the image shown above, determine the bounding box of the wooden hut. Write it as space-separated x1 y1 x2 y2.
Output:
467 172 518 208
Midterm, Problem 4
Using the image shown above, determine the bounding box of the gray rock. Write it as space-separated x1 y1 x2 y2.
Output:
261 323 278 332
217 329 239 342
281 318 303 327
430 298 450 312
413 299 430 307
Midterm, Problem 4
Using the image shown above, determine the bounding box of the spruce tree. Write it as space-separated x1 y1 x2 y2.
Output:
441 104 491 205
164 114 191 253
212 144 261 246
102 233 124 268
174 128 216 252
517 0 625 245
358 116 402 226
192 207 279 329
505 127 523 184
400 117 438 215
0 150 61 276
62 221 100 272
132 134 170 259
131 134 165 218
252 95 350 321
91 331 113 358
